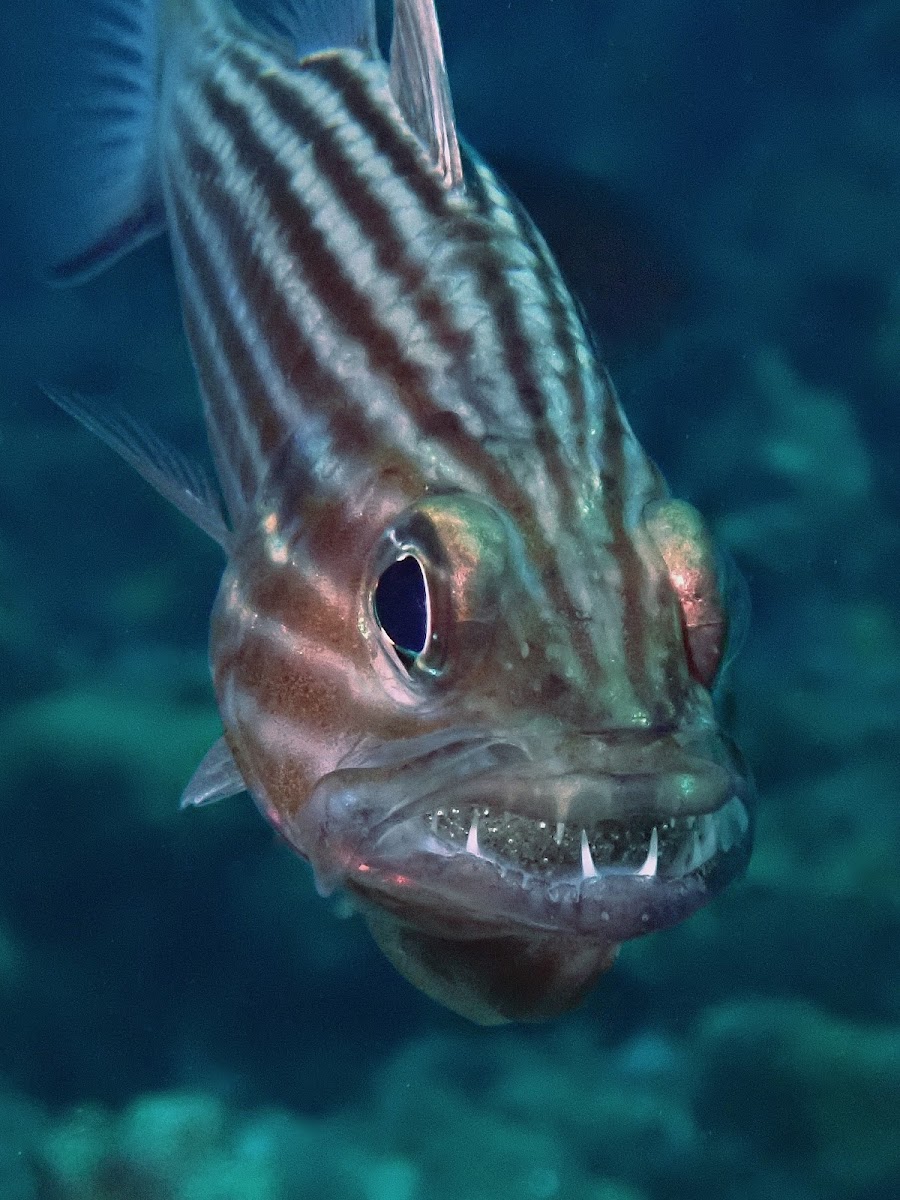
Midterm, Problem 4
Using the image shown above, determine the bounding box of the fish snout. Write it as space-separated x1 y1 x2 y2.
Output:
452 723 747 828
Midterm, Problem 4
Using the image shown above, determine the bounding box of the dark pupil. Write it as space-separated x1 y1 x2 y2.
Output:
374 556 428 658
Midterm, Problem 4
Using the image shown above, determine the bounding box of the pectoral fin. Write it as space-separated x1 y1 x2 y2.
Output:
44 388 232 550
180 737 247 809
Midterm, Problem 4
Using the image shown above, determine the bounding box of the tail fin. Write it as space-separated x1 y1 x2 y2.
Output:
234 0 377 58
40 1 380 283
43 0 165 284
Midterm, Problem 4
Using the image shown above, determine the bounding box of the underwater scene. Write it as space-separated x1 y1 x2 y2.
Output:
1 0 898 1197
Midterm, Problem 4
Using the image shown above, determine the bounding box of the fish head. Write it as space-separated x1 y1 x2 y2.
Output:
214 454 752 1024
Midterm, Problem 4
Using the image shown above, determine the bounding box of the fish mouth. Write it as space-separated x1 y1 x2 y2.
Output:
290 727 753 943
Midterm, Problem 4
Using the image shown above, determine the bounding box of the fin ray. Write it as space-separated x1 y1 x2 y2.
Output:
235 0 378 58
44 388 232 550
40 0 163 283
180 737 247 809
389 0 463 191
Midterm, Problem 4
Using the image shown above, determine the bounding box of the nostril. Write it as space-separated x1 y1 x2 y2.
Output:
539 672 568 703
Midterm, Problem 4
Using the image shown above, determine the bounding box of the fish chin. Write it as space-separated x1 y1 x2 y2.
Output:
289 728 754 946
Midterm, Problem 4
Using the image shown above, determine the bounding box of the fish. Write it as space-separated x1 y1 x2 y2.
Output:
44 0 753 1024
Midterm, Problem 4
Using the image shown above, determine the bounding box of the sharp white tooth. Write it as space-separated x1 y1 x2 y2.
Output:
671 831 697 877
430 811 439 834
580 829 597 878
683 814 717 872
466 810 481 856
636 826 659 877
698 813 718 864
734 797 749 835
717 798 741 852
717 813 733 853
686 830 704 872
555 821 566 846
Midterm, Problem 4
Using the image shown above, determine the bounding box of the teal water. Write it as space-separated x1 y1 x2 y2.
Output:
1 2 898 1197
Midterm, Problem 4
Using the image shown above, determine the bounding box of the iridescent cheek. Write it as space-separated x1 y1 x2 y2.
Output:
644 499 727 688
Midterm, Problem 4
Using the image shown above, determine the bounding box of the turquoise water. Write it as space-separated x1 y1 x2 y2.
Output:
1 2 898 1197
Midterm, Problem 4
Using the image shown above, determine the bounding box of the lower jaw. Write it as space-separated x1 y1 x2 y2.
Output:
342 823 751 945
333 786 750 937
362 899 623 1025
351 831 750 1024
321 793 753 1023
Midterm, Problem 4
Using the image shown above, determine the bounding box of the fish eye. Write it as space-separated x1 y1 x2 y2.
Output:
374 555 430 667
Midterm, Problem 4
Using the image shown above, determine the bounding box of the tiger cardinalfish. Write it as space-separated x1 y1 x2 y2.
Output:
46 0 753 1023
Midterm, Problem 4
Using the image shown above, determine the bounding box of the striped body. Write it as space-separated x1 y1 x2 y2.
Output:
165 18 693 775
53 0 752 1023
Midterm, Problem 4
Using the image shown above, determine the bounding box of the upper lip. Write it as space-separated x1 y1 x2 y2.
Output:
361 726 746 832
302 722 750 851
421 757 738 827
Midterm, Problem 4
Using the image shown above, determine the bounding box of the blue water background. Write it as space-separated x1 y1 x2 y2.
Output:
0 2 898 1197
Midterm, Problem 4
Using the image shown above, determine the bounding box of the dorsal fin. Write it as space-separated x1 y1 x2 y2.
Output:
389 0 463 192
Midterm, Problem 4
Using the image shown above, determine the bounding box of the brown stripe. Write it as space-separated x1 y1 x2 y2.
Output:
305 53 451 217
181 50 601 688
179 296 253 514
597 366 653 711
307 58 584 448
199 70 450 443
243 52 602 679
449 171 600 668
502 189 595 451
170 177 288 495
190 64 561 537
463 154 594 441
229 45 477 374
176 108 435 542
175 120 374 486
